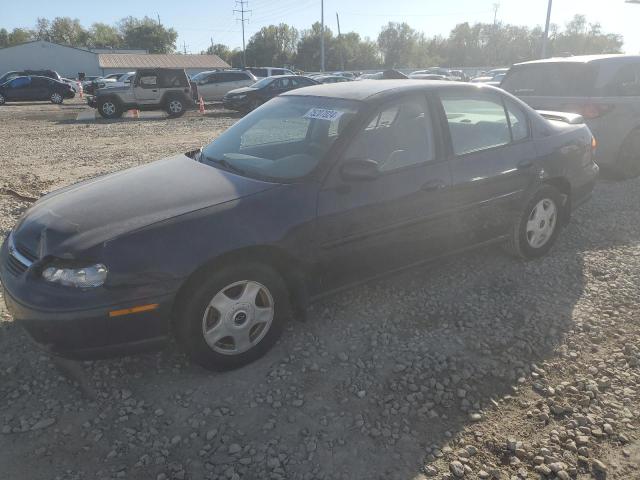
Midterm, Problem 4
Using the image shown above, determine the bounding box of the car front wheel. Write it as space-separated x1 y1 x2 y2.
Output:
505 184 564 259
176 263 290 370
97 98 122 119
50 92 64 104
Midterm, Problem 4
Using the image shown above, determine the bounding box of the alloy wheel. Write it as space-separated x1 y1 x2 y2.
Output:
51 92 63 104
526 198 557 249
102 102 116 116
169 100 183 114
201 280 275 355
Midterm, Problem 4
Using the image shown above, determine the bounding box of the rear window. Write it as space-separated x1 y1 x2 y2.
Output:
502 63 596 97
249 68 268 77
158 70 188 88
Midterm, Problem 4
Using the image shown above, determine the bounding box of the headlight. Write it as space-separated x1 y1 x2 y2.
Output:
42 263 108 288
232 94 246 100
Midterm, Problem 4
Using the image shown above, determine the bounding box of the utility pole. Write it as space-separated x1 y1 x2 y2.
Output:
492 3 500 25
541 0 553 58
336 12 344 71
234 0 251 68
183 41 188 54
157 14 161 26
320 0 325 72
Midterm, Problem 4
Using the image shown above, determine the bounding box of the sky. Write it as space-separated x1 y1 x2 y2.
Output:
3 0 640 55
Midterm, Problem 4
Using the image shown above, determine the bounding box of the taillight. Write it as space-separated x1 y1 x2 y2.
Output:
562 103 614 120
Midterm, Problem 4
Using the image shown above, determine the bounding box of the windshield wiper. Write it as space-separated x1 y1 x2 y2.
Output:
202 155 247 176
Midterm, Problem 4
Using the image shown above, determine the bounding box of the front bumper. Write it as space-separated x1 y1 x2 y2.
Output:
572 161 600 210
222 96 250 111
0 238 175 360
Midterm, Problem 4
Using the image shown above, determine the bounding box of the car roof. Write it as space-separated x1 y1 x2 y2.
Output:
515 54 640 66
283 79 496 101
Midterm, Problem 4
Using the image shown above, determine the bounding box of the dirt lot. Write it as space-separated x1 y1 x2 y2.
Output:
1 99 639 480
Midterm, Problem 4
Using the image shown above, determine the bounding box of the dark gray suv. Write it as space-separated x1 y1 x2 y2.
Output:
502 55 640 178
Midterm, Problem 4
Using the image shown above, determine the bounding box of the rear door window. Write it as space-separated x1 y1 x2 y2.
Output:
440 92 511 155
601 63 640 97
158 70 188 87
502 64 596 97
9 77 31 88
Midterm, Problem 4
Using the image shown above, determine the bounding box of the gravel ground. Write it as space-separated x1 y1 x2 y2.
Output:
1 100 639 480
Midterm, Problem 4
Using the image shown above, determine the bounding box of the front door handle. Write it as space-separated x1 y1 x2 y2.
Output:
151 89 158 92
422 180 447 192
517 160 533 170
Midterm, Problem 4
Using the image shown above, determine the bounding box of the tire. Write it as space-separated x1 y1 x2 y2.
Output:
166 97 186 118
505 185 564 259
176 263 291 371
50 91 64 104
97 98 123 119
611 130 640 179
0 93 5 105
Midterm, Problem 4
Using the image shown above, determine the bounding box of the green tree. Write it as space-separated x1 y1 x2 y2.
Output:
204 43 231 61
118 16 177 53
551 14 622 56
48 17 89 46
245 24 299 67
34 18 51 41
377 22 424 68
7 28 33 46
0 28 8 48
89 23 123 48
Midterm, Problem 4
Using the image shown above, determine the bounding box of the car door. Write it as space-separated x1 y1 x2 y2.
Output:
216 72 241 99
30 77 51 100
314 94 454 292
133 70 160 104
196 73 220 101
4 77 32 100
437 89 537 245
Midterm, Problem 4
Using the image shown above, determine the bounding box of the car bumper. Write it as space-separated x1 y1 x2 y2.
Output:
571 161 599 210
0 239 175 360
222 97 250 111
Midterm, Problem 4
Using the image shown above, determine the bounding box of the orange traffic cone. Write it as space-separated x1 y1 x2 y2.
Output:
129 109 139 119
199 96 205 114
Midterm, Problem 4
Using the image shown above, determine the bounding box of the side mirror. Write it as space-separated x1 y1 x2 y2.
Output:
340 158 380 181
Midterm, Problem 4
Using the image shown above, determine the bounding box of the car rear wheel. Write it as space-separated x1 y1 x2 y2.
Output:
50 92 63 104
0 93 5 105
97 98 123 119
166 97 185 118
613 130 640 179
176 263 290 371
505 185 564 259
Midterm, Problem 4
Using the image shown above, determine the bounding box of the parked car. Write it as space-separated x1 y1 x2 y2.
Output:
408 73 450 81
412 67 452 78
501 54 640 178
449 70 469 82
471 68 510 83
97 72 136 90
0 69 62 84
61 78 80 92
0 76 75 105
222 75 318 112
358 72 384 80
191 70 257 101
314 75 353 84
247 67 297 78
88 68 195 119
0 81 599 370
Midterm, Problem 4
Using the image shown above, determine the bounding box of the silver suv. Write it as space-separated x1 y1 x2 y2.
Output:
502 55 640 178
191 70 256 101
89 68 195 119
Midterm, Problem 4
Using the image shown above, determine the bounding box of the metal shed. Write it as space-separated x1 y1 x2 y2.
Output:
0 40 101 78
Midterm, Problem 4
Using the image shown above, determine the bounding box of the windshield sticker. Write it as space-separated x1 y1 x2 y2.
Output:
303 108 344 121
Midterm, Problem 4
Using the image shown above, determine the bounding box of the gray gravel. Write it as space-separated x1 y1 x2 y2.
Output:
1 101 640 479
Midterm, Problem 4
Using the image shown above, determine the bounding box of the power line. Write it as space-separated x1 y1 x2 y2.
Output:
234 0 251 68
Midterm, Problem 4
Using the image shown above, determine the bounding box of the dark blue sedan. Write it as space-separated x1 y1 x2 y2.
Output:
0 76 75 105
0 81 599 370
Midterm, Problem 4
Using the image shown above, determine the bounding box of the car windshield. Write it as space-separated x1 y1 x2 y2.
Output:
250 77 275 88
201 96 361 181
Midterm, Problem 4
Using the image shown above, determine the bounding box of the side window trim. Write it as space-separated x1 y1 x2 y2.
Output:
502 96 531 144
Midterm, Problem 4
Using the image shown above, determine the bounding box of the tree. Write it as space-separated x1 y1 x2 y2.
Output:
204 43 231 60
377 22 430 68
0 29 8 48
7 28 33 46
89 23 123 49
34 18 51 41
48 17 89 46
551 14 622 56
118 16 177 53
245 24 299 67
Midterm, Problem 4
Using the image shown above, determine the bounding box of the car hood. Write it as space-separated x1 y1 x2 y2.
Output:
226 86 256 95
13 154 278 257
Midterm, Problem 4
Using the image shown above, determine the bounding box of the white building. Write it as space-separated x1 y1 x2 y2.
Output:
0 40 229 79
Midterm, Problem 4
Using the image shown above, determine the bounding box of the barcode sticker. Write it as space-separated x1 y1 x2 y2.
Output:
303 108 344 121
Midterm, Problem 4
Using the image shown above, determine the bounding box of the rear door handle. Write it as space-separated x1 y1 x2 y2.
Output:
151 89 158 92
422 179 447 192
